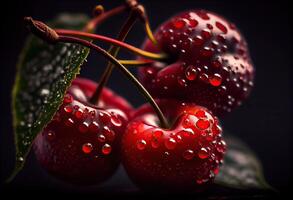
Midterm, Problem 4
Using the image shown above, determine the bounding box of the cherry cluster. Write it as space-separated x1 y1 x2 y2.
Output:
27 0 254 191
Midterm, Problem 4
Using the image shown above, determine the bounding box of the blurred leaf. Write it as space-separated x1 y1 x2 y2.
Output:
215 134 272 190
11 13 90 179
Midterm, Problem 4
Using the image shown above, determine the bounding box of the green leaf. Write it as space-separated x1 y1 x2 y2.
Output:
10 13 90 179
215 134 272 190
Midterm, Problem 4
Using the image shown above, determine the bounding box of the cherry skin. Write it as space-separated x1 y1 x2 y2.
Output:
122 102 226 191
33 77 132 185
138 10 254 116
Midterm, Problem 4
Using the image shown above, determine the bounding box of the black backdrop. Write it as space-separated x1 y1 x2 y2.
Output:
0 0 292 197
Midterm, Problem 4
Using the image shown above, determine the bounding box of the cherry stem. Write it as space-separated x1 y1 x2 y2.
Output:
57 35 168 128
89 11 138 104
144 19 158 46
55 29 168 61
84 5 126 32
119 59 153 66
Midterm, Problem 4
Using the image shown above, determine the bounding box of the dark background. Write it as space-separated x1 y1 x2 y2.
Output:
0 0 292 198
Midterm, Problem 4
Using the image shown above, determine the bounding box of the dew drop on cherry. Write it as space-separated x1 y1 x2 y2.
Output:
195 110 206 118
64 105 73 113
89 121 100 133
183 149 194 160
209 73 222 87
98 134 106 142
63 94 73 103
82 143 93 154
196 119 210 130
99 112 111 124
215 21 228 33
193 35 204 46
65 118 74 127
185 65 197 81
165 138 177 150
137 139 147 150
102 143 112 155
178 78 187 87
173 19 185 29
79 121 89 133
200 47 213 57
47 131 55 140
198 147 209 159
75 109 83 118
201 29 212 39
103 126 115 141
153 130 163 138
189 19 198 27
110 114 122 127
196 10 210 20
199 73 209 83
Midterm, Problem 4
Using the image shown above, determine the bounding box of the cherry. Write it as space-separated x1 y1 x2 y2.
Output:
122 101 226 191
138 10 254 116
33 78 131 185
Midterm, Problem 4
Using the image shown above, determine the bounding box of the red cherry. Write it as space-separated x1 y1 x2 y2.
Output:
33 78 131 185
122 102 226 191
138 10 254 116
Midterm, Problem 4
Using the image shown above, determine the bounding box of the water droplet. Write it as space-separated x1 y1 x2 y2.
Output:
173 19 186 29
196 10 210 20
18 157 24 162
99 112 111 124
79 121 89 133
215 21 228 33
64 105 73 113
89 121 100 133
201 29 212 39
164 151 170 156
63 94 73 103
103 126 115 141
183 149 194 160
206 23 213 29
98 134 106 142
209 73 222 87
165 138 177 150
196 119 210 130
195 110 206 118
82 143 93 154
193 35 204 46
65 118 74 126
200 47 213 57
75 108 83 118
47 131 55 140
185 65 197 81
110 114 122 127
40 88 50 96
178 77 188 87
136 139 147 150
198 148 209 159
212 124 222 135
189 19 198 27
199 73 209 83
153 130 163 138
102 144 112 155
